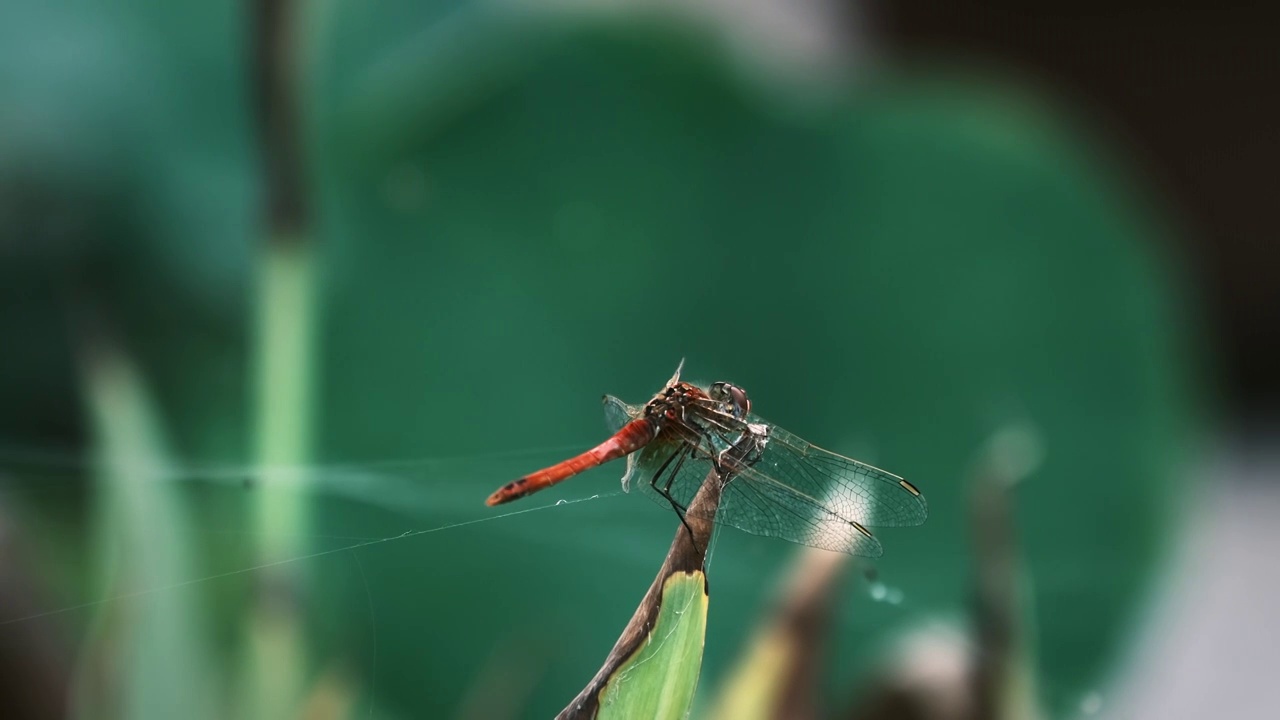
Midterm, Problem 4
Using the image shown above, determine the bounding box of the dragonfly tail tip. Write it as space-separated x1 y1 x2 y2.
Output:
486 477 531 506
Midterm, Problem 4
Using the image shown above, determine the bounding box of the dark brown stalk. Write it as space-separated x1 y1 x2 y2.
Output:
967 453 1023 720
252 0 308 242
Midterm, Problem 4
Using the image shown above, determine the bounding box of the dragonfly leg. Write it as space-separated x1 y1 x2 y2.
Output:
650 446 698 549
646 446 688 517
660 448 691 510
713 425 764 472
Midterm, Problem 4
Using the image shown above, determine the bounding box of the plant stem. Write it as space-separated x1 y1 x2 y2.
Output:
241 0 317 716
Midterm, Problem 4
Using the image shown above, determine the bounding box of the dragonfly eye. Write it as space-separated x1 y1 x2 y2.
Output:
714 382 750 418
736 388 751 416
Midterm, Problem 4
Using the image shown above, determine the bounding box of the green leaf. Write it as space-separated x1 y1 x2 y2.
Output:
596 571 709 720
561 450 727 720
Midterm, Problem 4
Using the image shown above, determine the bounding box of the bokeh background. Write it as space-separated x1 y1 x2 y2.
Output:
0 2 1272 719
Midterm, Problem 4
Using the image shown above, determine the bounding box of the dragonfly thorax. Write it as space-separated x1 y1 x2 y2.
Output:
643 381 707 426
641 380 755 439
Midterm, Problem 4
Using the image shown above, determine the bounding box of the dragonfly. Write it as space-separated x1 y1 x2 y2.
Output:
485 363 927 556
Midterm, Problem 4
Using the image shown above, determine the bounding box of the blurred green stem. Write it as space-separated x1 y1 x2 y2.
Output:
252 240 317 559
241 0 318 715
241 239 318 720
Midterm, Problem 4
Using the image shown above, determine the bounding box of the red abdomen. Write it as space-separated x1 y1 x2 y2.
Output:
485 418 655 506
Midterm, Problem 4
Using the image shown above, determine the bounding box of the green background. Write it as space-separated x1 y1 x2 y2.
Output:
0 3 1197 719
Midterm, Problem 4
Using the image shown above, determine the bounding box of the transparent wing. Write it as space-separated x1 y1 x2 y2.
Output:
602 394 645 491
602 394 641 433
732 416 928 529
600 394 923 556
637 422 886 557
718 465 884 556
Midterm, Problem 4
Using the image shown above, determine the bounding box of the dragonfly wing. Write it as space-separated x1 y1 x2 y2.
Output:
646 421 885 556
601 394 647 491
610 403 924 557
735 416 928 528
602 394 641 433
719 474 885 556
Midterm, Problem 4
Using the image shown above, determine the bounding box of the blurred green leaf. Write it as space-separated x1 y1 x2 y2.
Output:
72 341 218 720
701 549 847 720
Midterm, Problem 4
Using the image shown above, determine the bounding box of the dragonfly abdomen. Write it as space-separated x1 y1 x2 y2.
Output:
485 418 655 505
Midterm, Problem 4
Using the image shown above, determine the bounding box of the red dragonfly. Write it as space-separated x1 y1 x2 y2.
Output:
485 363 926 556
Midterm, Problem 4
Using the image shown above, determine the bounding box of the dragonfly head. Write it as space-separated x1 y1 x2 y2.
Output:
709 381 752 419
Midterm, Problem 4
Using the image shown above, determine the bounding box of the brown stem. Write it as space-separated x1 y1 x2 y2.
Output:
251 0 308 241
968 458 1021 720
769 549 849 720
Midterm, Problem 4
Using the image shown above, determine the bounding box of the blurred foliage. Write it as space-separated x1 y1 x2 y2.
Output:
0 3 1195 719
73 340 219 720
